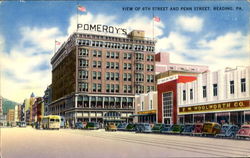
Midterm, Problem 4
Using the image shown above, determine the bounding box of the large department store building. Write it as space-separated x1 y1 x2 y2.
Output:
178 66 250 125
50 30 156 125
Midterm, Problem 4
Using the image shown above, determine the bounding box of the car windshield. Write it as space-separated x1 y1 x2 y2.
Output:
154 124 162 127
144 124 150 127
222 125 229 130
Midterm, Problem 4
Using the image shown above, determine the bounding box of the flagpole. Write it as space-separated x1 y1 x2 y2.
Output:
153 12 155 40
77 2 79 32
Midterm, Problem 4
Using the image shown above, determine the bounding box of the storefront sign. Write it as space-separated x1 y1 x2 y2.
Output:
77 24 127 35
157 75 178 85
138 110 156 115
179 100 250 114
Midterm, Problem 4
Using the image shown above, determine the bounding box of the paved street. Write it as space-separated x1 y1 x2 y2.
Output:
1 127 250 158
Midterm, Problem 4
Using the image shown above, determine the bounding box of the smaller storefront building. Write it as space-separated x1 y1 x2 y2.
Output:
133 91 158 123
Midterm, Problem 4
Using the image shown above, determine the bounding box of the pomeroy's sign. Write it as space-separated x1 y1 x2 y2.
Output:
179 100 250 114
77 24 127 35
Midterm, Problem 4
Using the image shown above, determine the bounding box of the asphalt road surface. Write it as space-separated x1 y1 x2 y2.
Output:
1 127 250 158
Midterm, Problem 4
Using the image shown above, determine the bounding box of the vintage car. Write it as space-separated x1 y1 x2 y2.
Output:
151 123 165 133
236 124 250 138
202 122 221 136
181 124 195 135
166 124 184 134
105 123 117 131
126 123 136 131
135 123 152 133
117 123 128 131
161 124 172 134
192 123 204 135
216 124 239 137
75 122 84 129
85 122 99 130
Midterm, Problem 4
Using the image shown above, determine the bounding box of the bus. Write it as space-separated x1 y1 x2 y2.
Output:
42 115 60 130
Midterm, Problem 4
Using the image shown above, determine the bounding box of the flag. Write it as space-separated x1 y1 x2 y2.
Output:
55 40 61 45
77 5 86 12
153 16 160 22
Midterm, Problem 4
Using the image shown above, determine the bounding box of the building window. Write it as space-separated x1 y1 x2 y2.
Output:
115 63 119 69
106 51 110 58
92 61 97 68
111 84 115 93
128 73 132 81
128 53 132 59
97 50 102 57
128 85 132 93
97 61 101 68
79 59 88 67
115 52 119 59
135 85 144 94
106 72 110 80
123 53 127 59
115 73 119 81
141 102 144 111
241 78 246 92
213 84 218 96
97 84 102 92
136 63 144 71
106 62 110 69
149 100 153 110
190 89 193 100
93 50 97 57
111 52 115 58
79 70 88 79
135 73 144 82
111 62 115 69
163 92 173 118
106 84 110 92
92 72 97 80
183 90 186 101
203 86 207 98
110 72 115 80
79 82 88 92
79 48 89 56
123 73 127 81
123 85 127 93
123 63 127 69
115 85 119 93
92 83 97 92
97 72 101 80
230 81 234 94
127 63 132 70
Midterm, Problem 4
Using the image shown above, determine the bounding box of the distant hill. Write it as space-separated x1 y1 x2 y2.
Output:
2 98 20 114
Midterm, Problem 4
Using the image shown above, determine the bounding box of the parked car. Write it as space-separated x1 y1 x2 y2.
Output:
182 124 195 135
105 123 117 131
202 122 221 136
236 124 250 138
135 123 152 133
192 123 204 135
151 123 165 133
216 124 239 137
86 122 99 130
18 121 27 127
167 124 184 134
117 123 128 131
75 122 84 129
126 123 136 131
161 124 172 134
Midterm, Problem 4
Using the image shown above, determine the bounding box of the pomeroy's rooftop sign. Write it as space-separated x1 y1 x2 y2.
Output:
77 24 127 35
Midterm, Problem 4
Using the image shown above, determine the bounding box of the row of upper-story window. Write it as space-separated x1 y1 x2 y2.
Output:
79 71 154 83
76 34 155 45
77 40 155 52
79 60 154 71
78 48 154 61
78 82 154 93
182 78 246 101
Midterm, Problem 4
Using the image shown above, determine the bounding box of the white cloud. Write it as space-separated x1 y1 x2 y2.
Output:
156 32 190 52
1 26 65 103
176 16 204 32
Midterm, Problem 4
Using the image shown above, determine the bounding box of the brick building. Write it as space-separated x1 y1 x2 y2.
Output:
50 30 156 125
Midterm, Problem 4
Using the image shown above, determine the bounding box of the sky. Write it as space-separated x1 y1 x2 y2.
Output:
0 0 249 103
